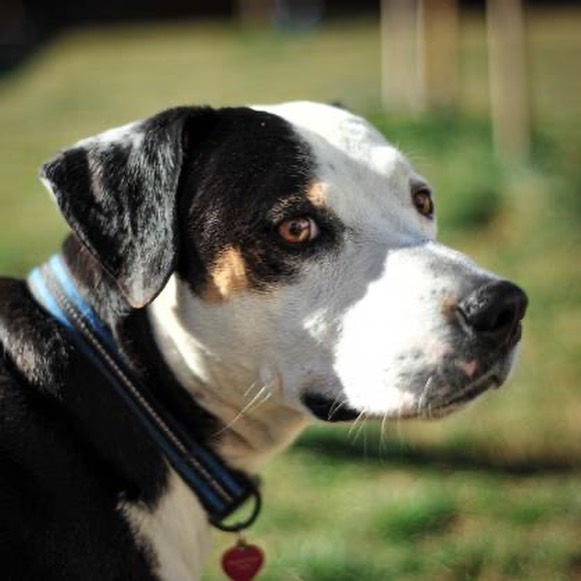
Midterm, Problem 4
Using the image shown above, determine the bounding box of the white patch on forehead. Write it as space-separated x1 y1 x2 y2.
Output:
254 101 432 241
77 120 143 149
253 101 390 164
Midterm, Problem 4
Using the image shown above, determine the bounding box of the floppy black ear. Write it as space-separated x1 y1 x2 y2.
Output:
41 107 215 308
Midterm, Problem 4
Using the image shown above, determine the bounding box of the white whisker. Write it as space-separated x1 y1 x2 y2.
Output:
243 381 260 398
328 397 348 420
349 410 368 448
348 409 367 438
394 399 406 446
379 410 389 459
417 375 434 415
213 385 271 436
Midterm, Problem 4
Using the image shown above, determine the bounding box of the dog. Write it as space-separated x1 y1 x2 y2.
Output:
0 102 527 579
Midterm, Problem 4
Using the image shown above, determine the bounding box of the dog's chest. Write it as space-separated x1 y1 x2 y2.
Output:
121 469 211 581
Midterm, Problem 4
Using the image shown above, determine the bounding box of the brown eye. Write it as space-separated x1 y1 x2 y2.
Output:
277 216 320 245
413 189 434 218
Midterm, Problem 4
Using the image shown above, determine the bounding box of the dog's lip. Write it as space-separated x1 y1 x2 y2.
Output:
506 321 523 349
431 370 502 413
301 393 361 422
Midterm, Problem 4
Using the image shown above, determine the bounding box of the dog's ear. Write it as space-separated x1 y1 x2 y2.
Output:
41 107 216 308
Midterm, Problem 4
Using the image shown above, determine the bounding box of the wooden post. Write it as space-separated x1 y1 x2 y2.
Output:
487 0 531 162
381 0 422 113
417 0 460 111
236 0 273 27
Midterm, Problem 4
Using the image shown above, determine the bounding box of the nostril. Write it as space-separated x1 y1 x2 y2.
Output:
457 280 527 342
491 305 516 331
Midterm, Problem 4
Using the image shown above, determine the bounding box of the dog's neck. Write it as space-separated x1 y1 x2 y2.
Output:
61 237 308 476
147 275 309 474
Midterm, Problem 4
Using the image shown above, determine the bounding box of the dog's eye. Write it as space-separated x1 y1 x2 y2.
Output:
277 216 320 245
413 189 434 219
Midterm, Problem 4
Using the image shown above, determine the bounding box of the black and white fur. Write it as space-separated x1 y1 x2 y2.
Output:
0 102 527 579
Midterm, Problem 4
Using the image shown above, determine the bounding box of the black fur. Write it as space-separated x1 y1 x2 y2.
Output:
0 279 161 579
177 107 341 295
42 108 209 308
43 106 341 306
0 105 336 578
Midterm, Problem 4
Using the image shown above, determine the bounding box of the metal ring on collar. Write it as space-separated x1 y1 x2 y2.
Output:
210 487 262 533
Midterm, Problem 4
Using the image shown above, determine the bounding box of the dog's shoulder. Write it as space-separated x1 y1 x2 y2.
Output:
0 277 74 459
0 277 71 387
0 277 164 579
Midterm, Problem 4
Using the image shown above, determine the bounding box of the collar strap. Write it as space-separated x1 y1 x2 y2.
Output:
28 254 260 532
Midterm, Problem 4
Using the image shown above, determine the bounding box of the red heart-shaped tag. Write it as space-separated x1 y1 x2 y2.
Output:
221 542 264 580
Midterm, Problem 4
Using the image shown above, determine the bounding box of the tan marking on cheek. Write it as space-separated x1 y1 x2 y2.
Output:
306 182 328 208
201 246 248 303
456 359 479 378
440 294 460 320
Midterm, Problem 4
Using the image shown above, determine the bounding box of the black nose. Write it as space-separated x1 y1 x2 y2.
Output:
457 280 527 346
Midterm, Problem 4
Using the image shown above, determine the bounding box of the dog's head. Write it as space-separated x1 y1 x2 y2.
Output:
42 102 527 425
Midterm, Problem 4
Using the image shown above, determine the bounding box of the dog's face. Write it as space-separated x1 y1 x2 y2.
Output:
42 102 527 427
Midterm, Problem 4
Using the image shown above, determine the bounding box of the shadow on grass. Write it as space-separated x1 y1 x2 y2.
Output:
294 427 580 477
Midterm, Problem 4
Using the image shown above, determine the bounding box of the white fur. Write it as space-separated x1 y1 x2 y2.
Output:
78 120 142 149
130 102 520 578
120 468 211 581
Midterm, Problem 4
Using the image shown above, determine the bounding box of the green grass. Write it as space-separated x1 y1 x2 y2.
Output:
373 492 458 543
0 8 580 580
224 442 580 579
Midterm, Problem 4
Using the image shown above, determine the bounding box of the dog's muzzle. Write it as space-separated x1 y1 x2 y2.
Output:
302 279 528 423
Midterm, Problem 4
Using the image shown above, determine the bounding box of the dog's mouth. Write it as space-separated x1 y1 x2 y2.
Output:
431 372 500 414
302 393 361 422
303 361 510 423
302 342 517 424
421 361 510 418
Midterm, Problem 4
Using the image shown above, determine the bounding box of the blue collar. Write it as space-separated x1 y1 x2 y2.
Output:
28 254 260 532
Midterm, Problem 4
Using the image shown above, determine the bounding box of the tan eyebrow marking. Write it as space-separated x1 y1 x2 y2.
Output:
201 246 248 303
306 182 328 208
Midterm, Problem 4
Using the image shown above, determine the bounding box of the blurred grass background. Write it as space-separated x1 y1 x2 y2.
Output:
0 6 580 580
